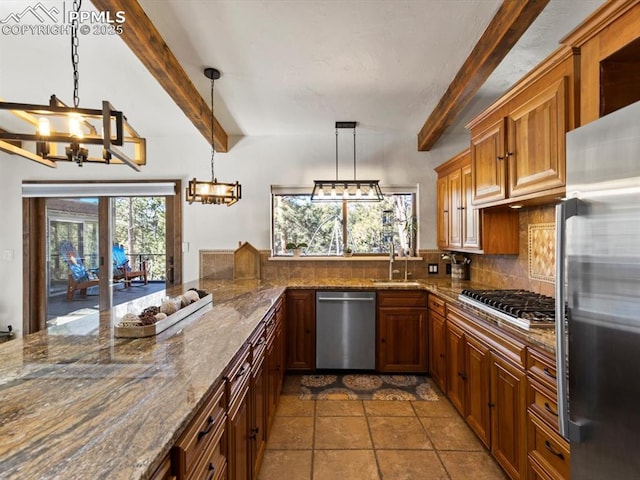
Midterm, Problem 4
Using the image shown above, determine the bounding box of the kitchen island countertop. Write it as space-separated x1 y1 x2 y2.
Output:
0 277 555 479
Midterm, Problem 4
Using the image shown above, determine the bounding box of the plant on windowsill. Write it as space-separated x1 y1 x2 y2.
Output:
343 247 353 257
286 242 308 257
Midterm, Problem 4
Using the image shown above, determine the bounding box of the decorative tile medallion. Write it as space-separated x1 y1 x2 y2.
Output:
528 223 555 283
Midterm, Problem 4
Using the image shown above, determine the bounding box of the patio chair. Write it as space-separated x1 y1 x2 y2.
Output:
112 243 148 288
60 240 99 300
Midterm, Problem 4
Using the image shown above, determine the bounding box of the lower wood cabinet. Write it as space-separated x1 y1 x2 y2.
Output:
377 291 428 373
266 298 285 434
150 454 177 480
490 353 528 480
249 322 268 480
225 346 252 480
428 295 447 392
172 380 227 480
445 304 528 480
285 289 315 371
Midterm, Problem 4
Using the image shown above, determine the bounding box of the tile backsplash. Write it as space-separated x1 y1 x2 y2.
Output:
199 205 557 297
469 205 556 297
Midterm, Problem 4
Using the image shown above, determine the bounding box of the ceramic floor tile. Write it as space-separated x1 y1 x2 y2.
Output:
439 451 508 479
265 417 314 449
257 450 312 480
420 416 485 451
316 400 365 416
376 450 448 480
313 450 380 480
275 395 315 416
411 398 458 417
368 416 433 450
363 400 416 417
314 416 373 449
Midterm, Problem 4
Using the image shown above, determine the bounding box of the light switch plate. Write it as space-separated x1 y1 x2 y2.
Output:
428 263 438 274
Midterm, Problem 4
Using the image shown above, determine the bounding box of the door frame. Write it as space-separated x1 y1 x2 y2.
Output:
22 179 183 334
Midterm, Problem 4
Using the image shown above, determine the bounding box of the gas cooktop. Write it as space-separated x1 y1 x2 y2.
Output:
458 289 557 330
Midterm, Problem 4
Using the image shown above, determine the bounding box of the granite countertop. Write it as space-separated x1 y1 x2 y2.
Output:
0 277 556 479
0 280 285 480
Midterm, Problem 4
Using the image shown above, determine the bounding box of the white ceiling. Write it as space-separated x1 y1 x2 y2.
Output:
0 0 605 146
137 0 604 140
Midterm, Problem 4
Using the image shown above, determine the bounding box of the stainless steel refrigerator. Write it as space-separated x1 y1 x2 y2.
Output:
555 100 640 479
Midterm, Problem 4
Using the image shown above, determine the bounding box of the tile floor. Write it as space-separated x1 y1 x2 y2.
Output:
258 375 508 480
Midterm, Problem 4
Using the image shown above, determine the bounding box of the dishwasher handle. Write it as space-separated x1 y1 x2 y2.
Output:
317 297 375 302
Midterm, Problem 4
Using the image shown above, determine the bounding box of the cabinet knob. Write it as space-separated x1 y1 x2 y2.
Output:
439 353 445 358
544 402 559 417
381 338 386 343
506 152 514 157
207 462 216 480
496 156 504 161
543 367 556 379
197 416 216 441
488 402 495 408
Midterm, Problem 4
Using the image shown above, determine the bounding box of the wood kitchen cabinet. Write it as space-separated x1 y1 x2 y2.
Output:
526 347 571 480
467 45 578 208
285 289 315 371
377 291 428 373
266 298 285 433
435 149 518 254
428 294 447 392
445 304 528 480
562 0 640 125
225 345 252 480
249 321 268 479
172 380 227 480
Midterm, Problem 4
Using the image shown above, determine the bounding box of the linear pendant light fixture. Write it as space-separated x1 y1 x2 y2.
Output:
311 121 383 201
186 68 241 206
0 0 145 171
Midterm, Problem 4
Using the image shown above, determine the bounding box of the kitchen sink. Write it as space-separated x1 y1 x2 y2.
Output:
371 280 422 287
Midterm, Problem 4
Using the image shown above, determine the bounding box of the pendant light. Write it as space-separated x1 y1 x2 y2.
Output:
186 68 241 206
311 121 383 201
0 0 145 170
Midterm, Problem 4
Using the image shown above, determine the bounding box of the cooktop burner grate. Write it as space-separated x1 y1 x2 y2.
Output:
458 289 558 330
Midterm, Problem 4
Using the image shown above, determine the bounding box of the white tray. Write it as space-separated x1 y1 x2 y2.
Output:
114 293 213 338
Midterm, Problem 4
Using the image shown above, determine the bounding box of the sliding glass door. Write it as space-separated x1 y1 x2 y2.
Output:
23 181 182 334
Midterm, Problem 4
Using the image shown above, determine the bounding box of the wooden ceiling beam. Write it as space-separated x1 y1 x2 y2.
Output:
90 0 228 152
417 0 549 151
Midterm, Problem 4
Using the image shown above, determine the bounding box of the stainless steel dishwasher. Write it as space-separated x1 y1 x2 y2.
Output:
315 291 376 370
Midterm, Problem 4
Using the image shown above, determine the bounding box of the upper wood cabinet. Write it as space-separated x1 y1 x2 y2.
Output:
467 46 579 208
561 0 640 124
435 149 518 254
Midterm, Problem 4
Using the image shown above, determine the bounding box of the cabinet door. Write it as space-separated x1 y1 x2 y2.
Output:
228 387 251 480
428 310 447 392
285 290 315 371
491 354 528 480
447 169 462 249
250 357 267 480
461 163 480 249
507 77 567 198
465 334 491 448
445 321 466 415
378 308 428 373
436 176 449 249
471 118 507 205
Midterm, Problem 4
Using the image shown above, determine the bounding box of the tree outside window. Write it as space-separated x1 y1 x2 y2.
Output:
272 192 416 256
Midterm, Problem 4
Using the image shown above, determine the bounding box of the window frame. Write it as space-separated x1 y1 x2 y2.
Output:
270 185 418 257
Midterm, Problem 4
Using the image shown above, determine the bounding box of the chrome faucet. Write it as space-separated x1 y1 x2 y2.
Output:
388 241 395 280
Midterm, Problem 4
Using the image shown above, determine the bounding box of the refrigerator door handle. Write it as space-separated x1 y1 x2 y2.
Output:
555 198 578 440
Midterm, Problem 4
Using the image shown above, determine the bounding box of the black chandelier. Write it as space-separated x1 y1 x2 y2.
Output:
311 121 383 201
186 68 241 206
0 0 145 170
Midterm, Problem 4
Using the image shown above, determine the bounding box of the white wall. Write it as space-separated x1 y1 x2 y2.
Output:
0 129 468 335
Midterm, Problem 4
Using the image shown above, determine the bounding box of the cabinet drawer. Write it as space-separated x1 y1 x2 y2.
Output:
224 345 251 411
249 323 267 365
378 290 427 308
527 348 557 391
528 411 570 480
187 419 226 480
173 381 226 479
428 294 445 316
528 377 560 433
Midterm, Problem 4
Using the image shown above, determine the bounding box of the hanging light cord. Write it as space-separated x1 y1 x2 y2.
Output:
353 126 357 180
334 127 339 180
71 0 81 109
210 74 216 182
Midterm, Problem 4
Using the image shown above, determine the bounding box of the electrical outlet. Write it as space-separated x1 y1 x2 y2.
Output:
428 263 439 274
